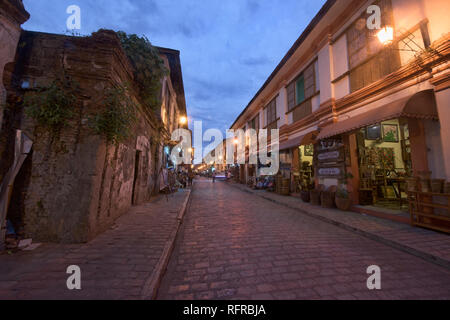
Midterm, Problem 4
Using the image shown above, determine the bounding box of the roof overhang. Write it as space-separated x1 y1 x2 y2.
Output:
279 130 319 151
317 90 438 140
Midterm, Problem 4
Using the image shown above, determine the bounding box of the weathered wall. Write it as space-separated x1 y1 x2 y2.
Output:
0 0 29 132
1 30 164 243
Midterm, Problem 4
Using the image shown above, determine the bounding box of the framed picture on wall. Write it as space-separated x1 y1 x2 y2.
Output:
304 145 314 156
366 124 381 140
382 124 399 142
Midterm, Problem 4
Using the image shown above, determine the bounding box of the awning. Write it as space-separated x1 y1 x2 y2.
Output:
279 130 318 151
317 90 438 140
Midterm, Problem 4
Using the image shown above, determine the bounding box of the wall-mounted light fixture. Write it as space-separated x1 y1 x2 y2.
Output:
179 116 187 125
377 26 394 46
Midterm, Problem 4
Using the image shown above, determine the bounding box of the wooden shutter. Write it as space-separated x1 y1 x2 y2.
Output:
287 82 296 111
293 99 312 123
304 63 315 99
347 0 399 92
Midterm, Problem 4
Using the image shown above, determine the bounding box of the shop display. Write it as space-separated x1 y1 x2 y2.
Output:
382 124 399 142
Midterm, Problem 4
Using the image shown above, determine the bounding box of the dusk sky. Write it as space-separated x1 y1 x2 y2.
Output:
22 0 327 138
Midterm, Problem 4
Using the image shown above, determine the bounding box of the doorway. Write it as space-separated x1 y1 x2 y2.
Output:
132 150 141 205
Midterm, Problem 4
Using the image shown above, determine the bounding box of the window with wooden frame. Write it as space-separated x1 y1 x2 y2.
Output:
287 61 317 112
346 0 400 92
265 98 277 127
248 114 260 131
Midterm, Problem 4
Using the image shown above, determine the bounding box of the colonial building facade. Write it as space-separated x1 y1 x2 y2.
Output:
230 0 449 222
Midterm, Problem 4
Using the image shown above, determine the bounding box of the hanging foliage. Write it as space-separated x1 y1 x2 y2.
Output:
116 31 167 112
89 86 137 144
24 78 78 133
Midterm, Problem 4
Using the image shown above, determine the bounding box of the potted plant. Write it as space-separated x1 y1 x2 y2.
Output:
335 173 354 211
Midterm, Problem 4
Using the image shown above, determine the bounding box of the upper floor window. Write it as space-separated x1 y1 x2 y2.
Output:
265 98 277 126
287 61 317 112
248 114 260 131
346 0 400 92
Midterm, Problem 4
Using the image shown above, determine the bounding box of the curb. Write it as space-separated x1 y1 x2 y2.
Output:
140 186 193 300
227 182 450 271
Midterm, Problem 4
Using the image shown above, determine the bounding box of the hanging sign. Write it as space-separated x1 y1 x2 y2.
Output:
318 167 342 176
318 150 341 162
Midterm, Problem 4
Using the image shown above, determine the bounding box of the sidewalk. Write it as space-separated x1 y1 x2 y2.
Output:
0 188 191 300
229 182 450 269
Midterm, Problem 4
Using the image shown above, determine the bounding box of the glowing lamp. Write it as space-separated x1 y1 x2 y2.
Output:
179 116 187 125
377 26 394 46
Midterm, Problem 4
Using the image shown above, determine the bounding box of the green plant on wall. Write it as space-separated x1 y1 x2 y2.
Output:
116 31 168 112
90 86 136 144
24 78 78 133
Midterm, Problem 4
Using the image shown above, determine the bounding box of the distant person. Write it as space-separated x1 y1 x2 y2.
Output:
212 172 216 183
188 171 195 186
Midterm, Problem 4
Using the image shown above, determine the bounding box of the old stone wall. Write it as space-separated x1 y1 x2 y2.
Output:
1 30 164 243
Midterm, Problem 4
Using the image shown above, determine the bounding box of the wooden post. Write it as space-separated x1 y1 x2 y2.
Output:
408 118 433 218
291 147 300 192
347 133 360 205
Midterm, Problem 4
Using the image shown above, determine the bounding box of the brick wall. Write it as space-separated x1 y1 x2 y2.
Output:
1 30 166 243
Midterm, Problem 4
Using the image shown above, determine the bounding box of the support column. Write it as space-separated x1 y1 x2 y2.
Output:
291 147 299 192
408 118 430 175
346 133 360 205
434 88 450 180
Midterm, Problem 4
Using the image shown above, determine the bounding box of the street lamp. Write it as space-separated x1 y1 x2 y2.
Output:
233 138 239 145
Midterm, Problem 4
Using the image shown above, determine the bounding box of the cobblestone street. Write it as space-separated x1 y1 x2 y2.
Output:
0 190 190 300
157 179 450 300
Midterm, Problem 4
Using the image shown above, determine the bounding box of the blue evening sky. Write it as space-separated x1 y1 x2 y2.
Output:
22 0 326 144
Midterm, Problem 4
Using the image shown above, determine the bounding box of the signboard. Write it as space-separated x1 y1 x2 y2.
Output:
318 150 341 162
315 137 346 179
318 167 342 177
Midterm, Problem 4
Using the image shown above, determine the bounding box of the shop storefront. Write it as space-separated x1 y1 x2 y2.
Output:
279 131 317 193
316 90 447 223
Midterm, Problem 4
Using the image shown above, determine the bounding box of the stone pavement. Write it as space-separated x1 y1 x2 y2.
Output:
230 183 450 268
0 189 191 300
157 180 450 300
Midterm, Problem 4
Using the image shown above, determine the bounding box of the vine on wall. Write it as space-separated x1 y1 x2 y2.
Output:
89 86 136 144
24 78 78 133
116 31 167 112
